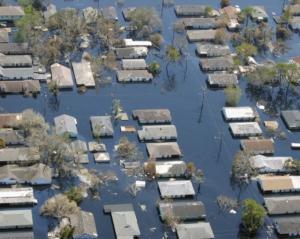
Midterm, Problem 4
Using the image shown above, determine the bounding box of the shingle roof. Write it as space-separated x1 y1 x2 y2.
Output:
72 62 95 87
0 210 33 229
207 73 238 87
273 216 300 236
158 180 195 198
51 63 74 89
264 196 300 215
240 138 274 155
196 43 231 57
281 110 300 130
54 114 78 137
70 210 98 238
0 147 40 163
0 6 24 17
138 125 177 141
133 109 172 124
90 116 114 137
176 222 215 239
146 142 182 159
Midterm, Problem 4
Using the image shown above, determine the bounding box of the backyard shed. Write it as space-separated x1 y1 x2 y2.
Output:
138 125 177 141
229 122 262 137
133 109 172 124
90 116 114 137
146 142 182 159
158 180 195 198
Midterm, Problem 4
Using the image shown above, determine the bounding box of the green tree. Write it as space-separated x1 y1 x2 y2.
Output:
0 138 5 149
112 99 123 121
64 187 84 205
60 225 74 239
240 7 255 28
48 80 60 97
236 43 257 64
242 199 266 235
204 6 214 17
224 86 242 106
148 61 161 76
214 28 228 44
165 45 181 77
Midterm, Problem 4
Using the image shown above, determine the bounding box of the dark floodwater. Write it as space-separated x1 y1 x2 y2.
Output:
2 0 300 238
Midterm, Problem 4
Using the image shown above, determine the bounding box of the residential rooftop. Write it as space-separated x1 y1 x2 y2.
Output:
146 142 182 159
222 107 257 121
200 56 234 71
258 175 300 193
70 210 98 239
207 73 238 87
133 109 172 124
121 59 147 70
281 110 300 130
50 63 74 89
0 187 37 206
240 138 274 155
116 70 153 83
54 114 78 137
176 222 215 239
264 195 300 215
196 44 231 57
90 116 114 137
158 180 195 198
273 216 300 236
72 62 95 87
249 155 292 173
0 209 33 229
187 29 216 42
229 122 262 137
138 125 177 141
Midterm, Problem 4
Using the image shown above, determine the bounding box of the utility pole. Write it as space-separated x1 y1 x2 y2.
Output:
198 86 207 123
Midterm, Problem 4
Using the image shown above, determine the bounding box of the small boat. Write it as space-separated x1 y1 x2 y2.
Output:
291 143 300 149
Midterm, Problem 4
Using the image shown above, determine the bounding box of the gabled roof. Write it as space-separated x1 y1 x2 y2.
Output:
154 161 187 177
116 70 153 82
196 43 231 57
0 6 24 17
0 80 40 94
177 18 219 29
0 113 22 128
121 59 147 70
175 5 207 17
0 187 37 205
258 175 300 193
0 43 29 55
0 128 24 145
115 47 148 59
207 73 238 87
187 30 216 42
240 138 274 155
0 147 40 164
249 155 291 172
200 56 234 71
70 210 98 238
251 6 268 21
51 63 73 89
176 222 215 239
222 107 256 121
229 122 262 137
264 196 300 215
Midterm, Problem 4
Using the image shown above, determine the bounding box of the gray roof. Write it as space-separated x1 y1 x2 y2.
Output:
51 63 74 89
72 62 95 87
158 180 195 198
0 6 24 18
138 125 177 141
70 140 88 164
0 128 24 145
289 17 300 30
175 5 207 17
101 6 118 20
117 70 153 83
0 30 8 43
264 196 300 215
0 210 33 229
121 59 147 70
115 47 148 59
187 30 216 42
273 216 300 236
178 18 218 29
0 187 37 206
0 163 52 185
88 141 107 152
90 116 114 137
176 222 215 239
54 114 78 137
94 152 110 163
104 203 140 239
0 231 34 239
251 6 268 21
200 56 234 71
146 142 182 159
0 43 29 55
281 110 300 130
70 210 98 238
154 161 187 178
196 44 231 57
0 80 40 94
0 147 40 164
133 109 172 124
0 55 32 67
159 201 206 221
241 138 274 155
0 66 33 80
249 155 292 173
207 73 238 87
229 122 262 137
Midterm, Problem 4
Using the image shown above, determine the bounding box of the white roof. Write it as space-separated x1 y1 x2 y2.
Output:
222 107 256 121
291 176 300 189
124 38 152 47
158 180 195 198
249 155 292 171
0 187 37 205
155 161 186 175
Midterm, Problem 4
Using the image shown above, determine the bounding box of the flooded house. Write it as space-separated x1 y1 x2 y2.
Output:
0 55 32 67
104 204 140 239
116 70 153 83
54 114 78 137
0 147 40 164
72 62 95 87
178 18 219 29
222 107 257 121
240 138 274 155
273 216 300 236
121 59 147 70
207 73 238 87
70 140 88 164
281 110 300 130
146 160 186 178
50 63 74 89
0 128 24 145
0 113 22 129
0 231 34 239
288 4 300 16
187 29 216 42
88 141 107 153
229 122 262 137
0 80 40 94
196 44 231 57
43 3 57 21
115 47 148 59
101 6 118 21
158 180 195 198
123 39 152 47
199 56 234 71
0 209 33 229
219 6 240 30
0 6 24 21
0 187 37 206
132 109 172 124
158 201 206 221
69 210 98 239
0 43 29 55
289 16 300 31
176 222 215 239
249 155 292 173
94 152 110 163
138 125 177 141
0 66 34 80
0 163 52 185
175 5 217 17
258 175 300 193
0 30 9 43
264 196 300 215
90 116 114 137
251 6 268 22
122 7 138 21
146 142 182 159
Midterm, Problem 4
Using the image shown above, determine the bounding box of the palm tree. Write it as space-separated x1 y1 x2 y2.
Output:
241 7 255 28
165 45 181 77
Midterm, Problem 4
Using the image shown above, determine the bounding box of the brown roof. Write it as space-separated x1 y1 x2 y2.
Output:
259 176 293 192
0 113 22 128
0 80 40 94
240 138 274 154
292 56 300 65
220 6 238 19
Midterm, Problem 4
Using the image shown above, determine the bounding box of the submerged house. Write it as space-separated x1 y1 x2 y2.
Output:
0 6 24 21
0 128 24 145
222 107 257 121
158 201 206 221
264 195 300 215
0 187 37 206
146 142 182 159
90 116 114 137
94 152 110 163
147 160 186 178
258 175 300 193
240 138 274 155
0 43 29 55
176 222 215 239
54 114 78 137
0 209 33 229
229 122 262 137
70 140 89 164
207 73 238 87
72 62 95 87
158 180 195 198
0 55 32 67
133 109 172 124
101 6 118 21
104 204 140 239
175 5 216 17
0 29 8 43
289 16 300 31
287 4 300 16
121 59 147 70
249 155 292 173
0 66 33 80
138 125 177 141
187 30 216 42
251 6 268 22
281 110 300 130
0 80 40 94
115 47 148 59
273 216 300 237
0 113 22 129
123 38 152 47
0 163 52 185
116 70 153 83
0 147 40 164
200 56 234 71
70 210 98 239
219 6 240 30
50 63 74 89
178 18 219 29
196 44 231 57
